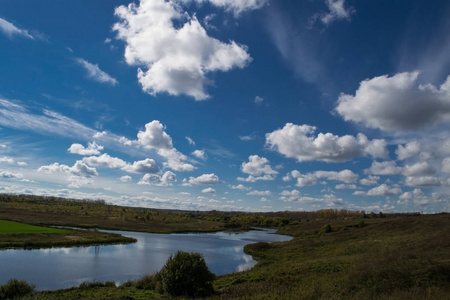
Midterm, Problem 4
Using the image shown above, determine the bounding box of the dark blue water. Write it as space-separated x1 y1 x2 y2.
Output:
0 229 290 290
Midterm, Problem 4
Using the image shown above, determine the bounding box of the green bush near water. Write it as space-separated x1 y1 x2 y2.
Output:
157 251 215 297
0 278 35 299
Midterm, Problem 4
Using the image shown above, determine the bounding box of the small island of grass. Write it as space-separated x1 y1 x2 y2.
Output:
0 219 136 249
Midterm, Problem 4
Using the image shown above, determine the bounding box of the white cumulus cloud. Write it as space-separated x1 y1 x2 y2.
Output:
136 121 194 171
138 120 173 150
38 161 98 178
230 184 251 191
280 191 344 206
367 184 402 196
82 153 127 169
239 155 278 182
82 154 160 174
360 175 380 186
113 0 251 100
266 123 387 162
138 171 177 185
402 161 436 177
396 141 421 160
405 176 441 187
336 72 450 131
247 190 272 196
0 170 23 179
122 158 160 174
186 173 221 185
192 150 206 160
120 175 132 182
314 169 358 183
335 184 357 190
0 156 14 164
68 142 104 156
286 169 357 187
365 161 403 175
202 187 216 193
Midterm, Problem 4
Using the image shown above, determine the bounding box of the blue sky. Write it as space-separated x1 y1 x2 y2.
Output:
0 0 449 213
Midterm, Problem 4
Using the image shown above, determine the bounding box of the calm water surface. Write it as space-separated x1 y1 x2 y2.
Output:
0 229 290 290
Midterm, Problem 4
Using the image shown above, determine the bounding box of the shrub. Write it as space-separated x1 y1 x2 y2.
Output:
78 280 115 290
323 224 332 233
133 274 158 290
157 251 215 297
0 278 35 299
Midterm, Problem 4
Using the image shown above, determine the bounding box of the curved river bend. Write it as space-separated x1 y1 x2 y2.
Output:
0 229 290 290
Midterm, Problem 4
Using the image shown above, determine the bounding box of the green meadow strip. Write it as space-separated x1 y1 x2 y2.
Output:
0 220 70 234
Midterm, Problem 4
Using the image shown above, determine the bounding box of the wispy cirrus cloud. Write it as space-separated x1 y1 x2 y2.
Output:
0 98 97 140
266 7 324 83
190 0 268 17
0 18 34 39
76 58 118 86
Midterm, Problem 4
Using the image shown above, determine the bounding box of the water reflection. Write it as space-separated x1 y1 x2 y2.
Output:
0 229 290 291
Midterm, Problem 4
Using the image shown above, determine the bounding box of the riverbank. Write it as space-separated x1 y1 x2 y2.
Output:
8 213 450 299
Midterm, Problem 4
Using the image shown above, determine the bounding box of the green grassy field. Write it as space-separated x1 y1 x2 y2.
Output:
0 220 70 234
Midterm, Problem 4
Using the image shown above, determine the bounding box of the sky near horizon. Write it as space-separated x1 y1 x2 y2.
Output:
0 0 449 213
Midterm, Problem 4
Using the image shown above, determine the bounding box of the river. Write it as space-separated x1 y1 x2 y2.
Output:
0 228 290 290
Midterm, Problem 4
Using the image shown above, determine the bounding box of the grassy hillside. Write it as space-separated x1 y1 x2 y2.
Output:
0 194 371 233
215 214 450 299
0 194 225 233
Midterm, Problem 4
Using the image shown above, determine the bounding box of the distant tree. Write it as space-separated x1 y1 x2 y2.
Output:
157 251 215 297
